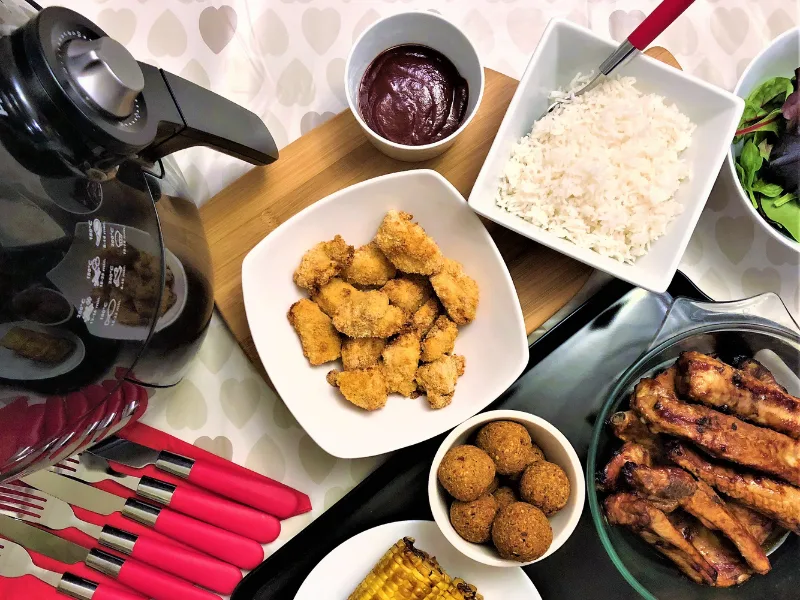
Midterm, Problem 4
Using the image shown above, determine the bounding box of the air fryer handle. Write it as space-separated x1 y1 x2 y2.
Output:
138 65 278 166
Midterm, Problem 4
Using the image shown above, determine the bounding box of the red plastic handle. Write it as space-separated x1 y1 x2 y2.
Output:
152 507 264 570
131 533 242 594
187 459 300 520
89 582 147 600
628 0 697 50
170 484 281 543
117 559 221 600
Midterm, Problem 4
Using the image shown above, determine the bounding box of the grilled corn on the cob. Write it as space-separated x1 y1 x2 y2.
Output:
349 537 482 600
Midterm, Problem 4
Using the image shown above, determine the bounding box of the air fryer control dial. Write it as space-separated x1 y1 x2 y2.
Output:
64 37 144 118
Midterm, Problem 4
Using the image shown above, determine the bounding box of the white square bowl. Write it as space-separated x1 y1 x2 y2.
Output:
468 19 745 293
242 170 528 459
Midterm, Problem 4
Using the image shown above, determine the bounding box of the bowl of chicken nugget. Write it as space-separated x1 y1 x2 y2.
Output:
428 410 585 567
242 170 528 459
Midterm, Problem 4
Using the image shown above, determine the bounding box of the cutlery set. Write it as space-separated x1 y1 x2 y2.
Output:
0 438 301 599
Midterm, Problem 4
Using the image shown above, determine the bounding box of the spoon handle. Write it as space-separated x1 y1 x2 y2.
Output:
628 0 697 51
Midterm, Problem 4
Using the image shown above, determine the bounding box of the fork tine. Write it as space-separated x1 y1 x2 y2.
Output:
50 463 78 474
0 497 43 519
0 484 46 505
0 492 44 511
64 456 80 465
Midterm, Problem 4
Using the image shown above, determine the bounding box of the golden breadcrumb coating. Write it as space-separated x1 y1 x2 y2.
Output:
410 297 440 338
416 354 466 409
332 290 406 338
382 333 421 397
342 337 386 370
342 242 397 287
374 210 444 275
293 235 354 292
312 278 357 317
327 368 388 411
287 299 341 365
381 275 432 313
430 258 479 325
421 315 458 362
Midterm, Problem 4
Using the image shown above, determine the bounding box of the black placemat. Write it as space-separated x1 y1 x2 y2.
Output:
236 274 710 600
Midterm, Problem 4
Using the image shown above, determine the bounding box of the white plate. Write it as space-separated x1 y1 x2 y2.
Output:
468 19 744 293
295 520 541 600
242 170 528 459
0 321 85 381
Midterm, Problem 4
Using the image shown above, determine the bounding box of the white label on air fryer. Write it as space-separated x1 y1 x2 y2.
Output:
109 264 126 289
87 256 106 287
78 296 100 324
88 218 106 248
100 297 120 327
109 225 127 254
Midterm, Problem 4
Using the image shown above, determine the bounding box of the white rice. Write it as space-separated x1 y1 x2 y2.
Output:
495 75 695 264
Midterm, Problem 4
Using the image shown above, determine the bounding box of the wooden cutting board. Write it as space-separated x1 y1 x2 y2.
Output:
200 48 680 378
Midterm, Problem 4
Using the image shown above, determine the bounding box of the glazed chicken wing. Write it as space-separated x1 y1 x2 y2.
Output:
430 259 479 325
666 441 800 534
622 463 770 574
374 210 444 275
669 513 753 587
733 356 788 392
341 242 397 287
382 333 421 397
725 499 781 545
596 441 652 493
632 378 800 487
677 351 800 439
608 410 664 458
332 290 406 338
287 299 341 365
293 235 354 292
415 354 465 410
327 368 388 411
604 493 717 585
341 337 385 370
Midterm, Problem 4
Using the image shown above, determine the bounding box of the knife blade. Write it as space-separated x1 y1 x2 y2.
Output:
0 515 219 600
51 453 280 543
89 437 307 519
0 481 242 594
22 471 264 570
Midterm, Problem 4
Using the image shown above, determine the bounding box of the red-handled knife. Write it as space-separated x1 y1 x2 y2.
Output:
0 515 220 600
21 471 265 571
88 436 308 519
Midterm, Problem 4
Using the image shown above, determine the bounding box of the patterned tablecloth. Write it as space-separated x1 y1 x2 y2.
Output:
39 0 799 562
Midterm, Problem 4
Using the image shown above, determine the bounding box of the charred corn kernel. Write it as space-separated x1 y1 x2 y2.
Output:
348 538 482 600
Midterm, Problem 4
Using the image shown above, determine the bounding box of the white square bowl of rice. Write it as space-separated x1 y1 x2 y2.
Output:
468 19 744 293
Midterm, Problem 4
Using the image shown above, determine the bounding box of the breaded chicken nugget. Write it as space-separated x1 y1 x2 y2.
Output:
416 354 466 409
312 278 357 317
293 235 354 292
342 337 385 370
382 332 421 397
410 297 440 338
332 290 406 338
421 315 458 362
341 242 396 287
430 258 479 325
381 275 432 313
287 299 341 365
374 210 444 275
326 368 388 411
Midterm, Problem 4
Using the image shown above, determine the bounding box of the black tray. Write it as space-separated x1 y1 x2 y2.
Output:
234 274 710 600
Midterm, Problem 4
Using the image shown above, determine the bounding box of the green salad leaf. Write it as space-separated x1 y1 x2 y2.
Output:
740 139 762 188
752 180 785 197
738 77 793 127
757 139 773 160
774 192 797 208
762 194 800 241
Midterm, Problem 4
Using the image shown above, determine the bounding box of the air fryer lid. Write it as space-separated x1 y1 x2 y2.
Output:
4 6 278 179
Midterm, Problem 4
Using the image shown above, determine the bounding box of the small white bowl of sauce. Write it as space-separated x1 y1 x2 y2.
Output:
345 11 485 162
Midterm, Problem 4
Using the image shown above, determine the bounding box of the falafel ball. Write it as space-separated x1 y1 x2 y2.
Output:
519 460 571 516
491 502 552 562
508 444 546 481
486 476 500 495
437 445 496 502
493 486 517 511
475 421 533 477
450 494 499 543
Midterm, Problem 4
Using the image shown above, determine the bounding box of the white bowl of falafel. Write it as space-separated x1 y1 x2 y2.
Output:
428 410 585 567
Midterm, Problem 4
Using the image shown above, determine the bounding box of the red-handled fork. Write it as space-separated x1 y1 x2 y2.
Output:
0 539 146 600
546 0 698 112
0 482 241 595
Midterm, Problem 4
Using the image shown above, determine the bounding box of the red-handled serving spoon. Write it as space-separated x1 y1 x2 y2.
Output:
547 0 697 113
